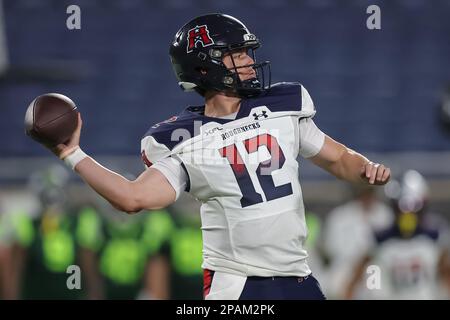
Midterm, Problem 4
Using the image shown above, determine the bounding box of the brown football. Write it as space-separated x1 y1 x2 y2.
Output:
25 93 78 147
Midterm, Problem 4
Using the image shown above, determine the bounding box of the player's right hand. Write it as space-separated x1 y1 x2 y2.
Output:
51 112 83 159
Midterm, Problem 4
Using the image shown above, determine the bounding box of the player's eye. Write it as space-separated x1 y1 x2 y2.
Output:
232 50 247 60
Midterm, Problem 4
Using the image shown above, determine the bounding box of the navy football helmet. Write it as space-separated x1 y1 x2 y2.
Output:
169 13 271 98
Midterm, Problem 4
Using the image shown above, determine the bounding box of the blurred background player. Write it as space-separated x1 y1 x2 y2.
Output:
0 167 40 300
3 165 182 300
71 158 205 300
75 191 204 300
322 184 394 299
75 200 173 300
18 164 84 299
344 170 450 300
149 207 204 300
0 201 32 299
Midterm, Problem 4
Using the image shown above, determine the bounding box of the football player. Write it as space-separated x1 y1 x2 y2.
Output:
344 170 450 299
45 14 391 299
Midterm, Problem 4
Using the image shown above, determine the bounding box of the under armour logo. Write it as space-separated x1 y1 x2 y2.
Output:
253 111 268 120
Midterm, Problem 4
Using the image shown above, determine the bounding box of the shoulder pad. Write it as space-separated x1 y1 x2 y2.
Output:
246 82 316 117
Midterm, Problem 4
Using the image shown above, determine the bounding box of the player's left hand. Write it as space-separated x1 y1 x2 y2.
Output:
360 161 391 185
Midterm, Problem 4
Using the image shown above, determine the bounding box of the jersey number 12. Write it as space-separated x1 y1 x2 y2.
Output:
219 133 293 207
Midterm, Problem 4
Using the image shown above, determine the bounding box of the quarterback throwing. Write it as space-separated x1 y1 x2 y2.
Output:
43 14 390 299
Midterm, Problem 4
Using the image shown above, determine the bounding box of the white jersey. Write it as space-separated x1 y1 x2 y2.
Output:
322 200 394 298
141 82 325 277
369 224 445 300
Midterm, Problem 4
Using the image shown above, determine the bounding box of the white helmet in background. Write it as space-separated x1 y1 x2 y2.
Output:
384 170 430 237
399 170 429 213
384 170 429 214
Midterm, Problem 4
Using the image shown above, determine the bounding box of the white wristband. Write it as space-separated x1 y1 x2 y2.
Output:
63 147 88 170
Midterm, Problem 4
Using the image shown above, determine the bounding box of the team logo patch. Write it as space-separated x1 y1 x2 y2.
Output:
187 25 214 53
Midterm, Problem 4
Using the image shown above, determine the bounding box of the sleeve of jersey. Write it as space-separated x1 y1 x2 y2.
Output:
300 84 316 117
151 157 187 201
141 135 172 168
141 135 187 200
298 118 325 158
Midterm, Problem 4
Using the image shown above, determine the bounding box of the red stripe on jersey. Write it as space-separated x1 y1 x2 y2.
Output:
245 133 274 153
141 150 153 167
203 269 214 299
219 145 246 175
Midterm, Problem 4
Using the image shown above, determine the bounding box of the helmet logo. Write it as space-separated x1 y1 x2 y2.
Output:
187 25 214 53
